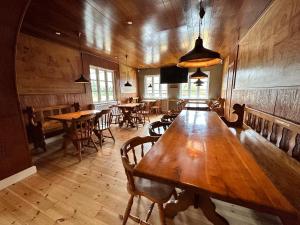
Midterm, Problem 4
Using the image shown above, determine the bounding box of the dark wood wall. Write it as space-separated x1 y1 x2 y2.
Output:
224 0 300 123
0 0 32 180
16 33 138 110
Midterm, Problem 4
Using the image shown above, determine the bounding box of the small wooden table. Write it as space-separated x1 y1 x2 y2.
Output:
134 110 298 225
184 103 209 111
48 110 101 148
118 103 141 127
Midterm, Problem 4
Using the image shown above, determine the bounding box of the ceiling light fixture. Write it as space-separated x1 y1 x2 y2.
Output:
190 68 208 79
124 54 132 87
177 1 222 68
127 21 133 25
55 32 61 36
194 79 204 86
75 32 89 83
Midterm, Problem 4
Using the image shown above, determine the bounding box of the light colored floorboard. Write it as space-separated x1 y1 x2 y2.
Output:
0 115 283 225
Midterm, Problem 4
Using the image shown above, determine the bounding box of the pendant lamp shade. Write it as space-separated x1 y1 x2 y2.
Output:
194 78 204 86
148 84 152 88
178 37 222 68
124 81 132 87
177 1 222 68
75 74 90 83
75 33 89 83
190 68 208 79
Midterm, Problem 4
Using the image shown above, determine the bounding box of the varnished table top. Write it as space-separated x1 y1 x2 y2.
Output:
48 110 100 121
134 110 297 218
184 103 209 110
118 103 140 108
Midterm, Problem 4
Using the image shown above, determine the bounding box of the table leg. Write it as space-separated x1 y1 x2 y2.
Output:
165 190 229 225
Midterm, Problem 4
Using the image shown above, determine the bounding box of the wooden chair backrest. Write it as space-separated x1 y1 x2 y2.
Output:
120 136 159 192
148 121 172 136
161 114 178 123
95 109 112 130
70 114 95 140
110 105 121 116
244 107 300 162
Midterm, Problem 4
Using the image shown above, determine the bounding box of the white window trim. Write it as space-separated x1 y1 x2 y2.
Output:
144 75 168 99
90 65 116 103
179 72 209 99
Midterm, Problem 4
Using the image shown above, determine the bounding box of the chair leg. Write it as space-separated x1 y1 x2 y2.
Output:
123 195 134 225
90 137 98 152
108 128 115 142
74 141 82 162
145 202 155 222
158 204 166 225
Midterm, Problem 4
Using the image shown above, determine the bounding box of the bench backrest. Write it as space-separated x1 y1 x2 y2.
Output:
244 107 300 162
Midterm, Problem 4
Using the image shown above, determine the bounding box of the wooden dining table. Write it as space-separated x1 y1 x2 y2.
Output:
118 103 141 127
134 110 298 225
184 102 210 111
48 110 101 148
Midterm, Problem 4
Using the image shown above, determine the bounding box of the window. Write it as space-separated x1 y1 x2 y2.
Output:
90 66 115 103
144 75 168 99
180 72 209 99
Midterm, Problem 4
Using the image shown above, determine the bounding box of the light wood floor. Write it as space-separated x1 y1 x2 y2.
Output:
0 115 283 225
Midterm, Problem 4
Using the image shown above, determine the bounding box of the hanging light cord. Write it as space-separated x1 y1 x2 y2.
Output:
199 1 205 38
78 32 84 74
125 54 129 81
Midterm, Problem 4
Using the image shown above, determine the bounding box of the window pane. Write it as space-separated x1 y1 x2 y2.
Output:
92 92 98 103
107 71 113 82
99 70 105 81
90 68 97 80
91 80 98 92
101 92 107 101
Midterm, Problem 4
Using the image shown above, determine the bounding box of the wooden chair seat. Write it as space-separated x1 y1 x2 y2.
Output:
133 177 174 204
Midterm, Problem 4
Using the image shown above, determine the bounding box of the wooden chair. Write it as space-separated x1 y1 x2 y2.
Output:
160 114 178 123
149 121 171 136
94 109 115 148
140 103 151 123
151 100 161 115
131 104 145 129
120 136 175 225
65 114 98 161
110 105 122 124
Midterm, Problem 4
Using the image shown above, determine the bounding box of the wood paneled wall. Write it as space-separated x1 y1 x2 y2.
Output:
224 0 300 124
0 0 32 180
16 33 138 109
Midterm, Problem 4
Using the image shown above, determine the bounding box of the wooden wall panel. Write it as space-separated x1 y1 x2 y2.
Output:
16 33 138 109
223 0 300 124
0 0 32 180
235 0 300 89
274 88 300 123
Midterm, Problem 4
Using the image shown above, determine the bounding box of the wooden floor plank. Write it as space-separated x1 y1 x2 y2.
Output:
0 115 283 224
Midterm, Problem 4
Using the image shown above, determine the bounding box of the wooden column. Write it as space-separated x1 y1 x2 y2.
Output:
0 0 32 180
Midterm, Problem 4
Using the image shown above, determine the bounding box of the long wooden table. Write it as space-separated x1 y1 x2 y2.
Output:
184 103 210 111
134 110 298 224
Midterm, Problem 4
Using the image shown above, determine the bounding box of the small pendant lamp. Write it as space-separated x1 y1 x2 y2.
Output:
177 1 222 68
124 54 132 87
75 32 89 83
190 68 208 79
194 79 204 86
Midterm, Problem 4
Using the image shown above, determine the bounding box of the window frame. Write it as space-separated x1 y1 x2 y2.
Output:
144 75 168 99
90 65 116 103
179 72 209 99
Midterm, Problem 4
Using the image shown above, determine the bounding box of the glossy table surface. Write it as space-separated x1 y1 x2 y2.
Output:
48 110 100 121
184 103 209 110
134 110 297 218
118 103 141 108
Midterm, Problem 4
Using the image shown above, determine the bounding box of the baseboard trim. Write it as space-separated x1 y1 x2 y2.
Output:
0 166 37 191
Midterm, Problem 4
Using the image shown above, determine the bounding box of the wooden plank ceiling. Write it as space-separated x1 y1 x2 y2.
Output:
21 0 272 68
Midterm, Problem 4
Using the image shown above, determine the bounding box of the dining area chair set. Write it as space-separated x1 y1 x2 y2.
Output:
64 109 115 161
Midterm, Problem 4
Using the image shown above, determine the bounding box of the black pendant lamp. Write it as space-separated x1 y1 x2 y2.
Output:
148 84 152 88
194 79 204 86
190 68 208 79
177 1 222 68
124 54 132 87
75 32 89 83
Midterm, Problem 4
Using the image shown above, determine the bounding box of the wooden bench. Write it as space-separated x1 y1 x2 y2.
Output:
229 106 300 223
24 103 80 151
